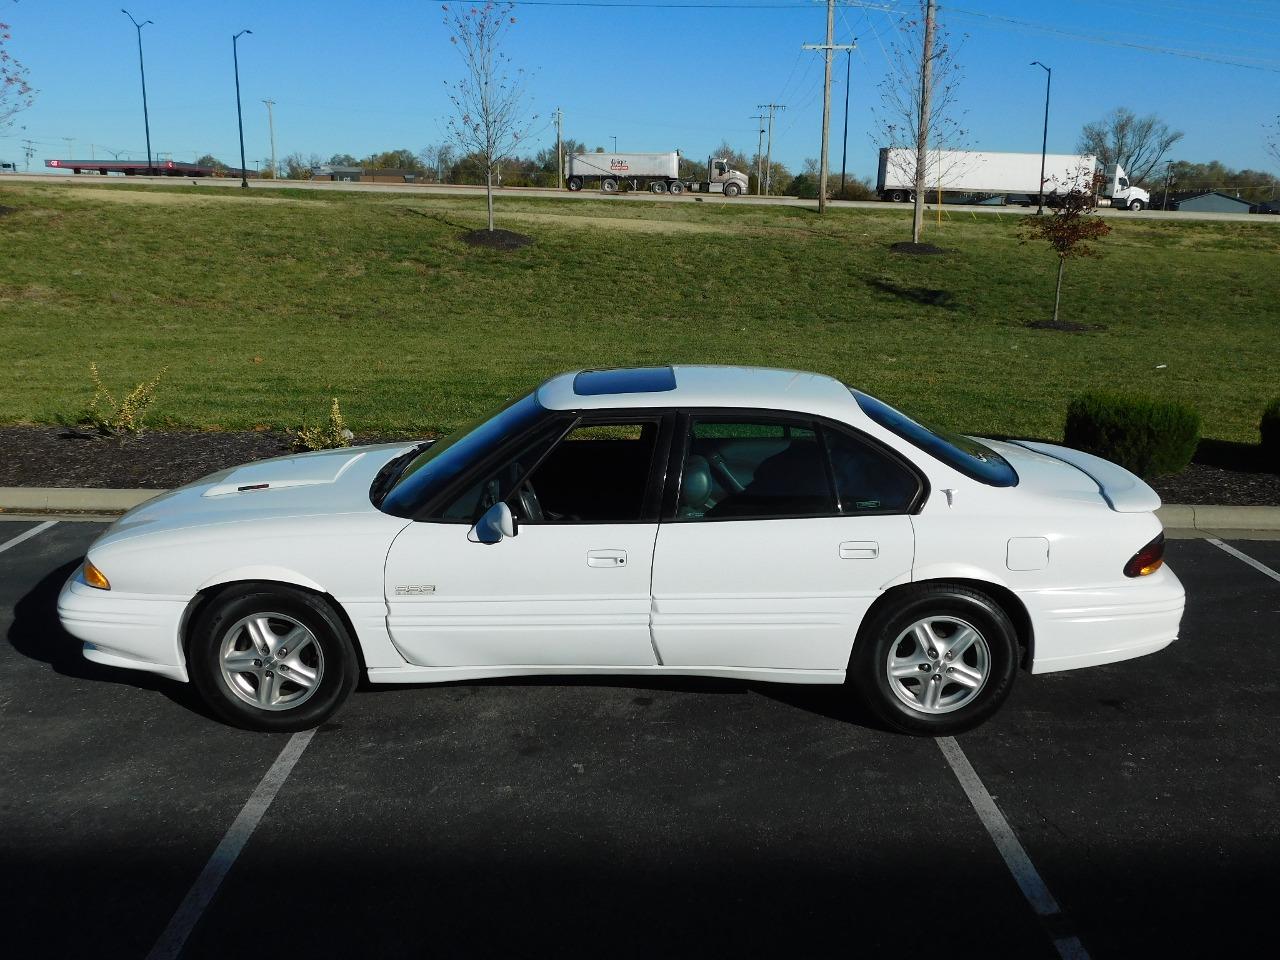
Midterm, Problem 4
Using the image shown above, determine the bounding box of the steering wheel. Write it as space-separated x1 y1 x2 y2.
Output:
516 482 544 522
708 452 746 494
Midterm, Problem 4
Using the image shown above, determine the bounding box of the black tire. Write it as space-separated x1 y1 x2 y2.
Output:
189 585 359 732
1128 198 1145 211
601 177 619 193
650 180 667 194
889 190 906 202
724 182 742 197
567 176 583 192
849 584 1018 736
668 180 685 195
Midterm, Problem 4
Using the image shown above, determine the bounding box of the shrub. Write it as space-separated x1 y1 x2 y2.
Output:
1261 398 1280 472
80 363 165 441
292 397 354 451
1063 393 1200 479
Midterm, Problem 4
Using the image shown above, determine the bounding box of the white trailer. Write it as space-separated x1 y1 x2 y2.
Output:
565 151 749 197
875 148 1151 210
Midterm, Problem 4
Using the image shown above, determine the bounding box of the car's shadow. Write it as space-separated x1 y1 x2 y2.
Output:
9 560 889 732
6 559 220 721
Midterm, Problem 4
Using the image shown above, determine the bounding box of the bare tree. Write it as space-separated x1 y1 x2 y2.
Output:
872 0 968 243
1267 116 1280 171
1 17 34 134
419 142 456 183
442 2 536 231
1020 168 1111 327
1078 108 1183 183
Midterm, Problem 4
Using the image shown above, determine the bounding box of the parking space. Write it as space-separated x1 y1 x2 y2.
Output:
1 520 1275 957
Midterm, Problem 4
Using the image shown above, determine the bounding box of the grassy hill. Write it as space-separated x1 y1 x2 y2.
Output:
1 180 1276 442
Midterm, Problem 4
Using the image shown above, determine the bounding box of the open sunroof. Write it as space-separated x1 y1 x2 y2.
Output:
572 366 677 396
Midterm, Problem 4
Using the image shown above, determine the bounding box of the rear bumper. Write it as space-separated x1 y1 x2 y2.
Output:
57 575 189 682
1021 564 1184 674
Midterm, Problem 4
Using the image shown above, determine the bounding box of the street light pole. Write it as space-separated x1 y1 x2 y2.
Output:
233 29 252 188
1031 60 1051 214
611 135 617 153
122 10 154 177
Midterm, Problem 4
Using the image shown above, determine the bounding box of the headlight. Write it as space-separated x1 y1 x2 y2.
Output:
82 559 111 590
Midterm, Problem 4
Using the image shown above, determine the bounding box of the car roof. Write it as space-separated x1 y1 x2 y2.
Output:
536 365 863 420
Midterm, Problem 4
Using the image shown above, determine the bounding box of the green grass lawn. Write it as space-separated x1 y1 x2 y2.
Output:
2 179 1277 443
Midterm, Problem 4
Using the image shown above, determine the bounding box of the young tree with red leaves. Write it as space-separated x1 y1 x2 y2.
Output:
442 2 536 232
1020 168 1112 326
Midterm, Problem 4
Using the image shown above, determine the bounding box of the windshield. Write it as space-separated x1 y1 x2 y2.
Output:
851 390 1018 487
379 392 548 518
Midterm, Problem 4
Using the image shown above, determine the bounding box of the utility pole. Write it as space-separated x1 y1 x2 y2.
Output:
262 99 277 179
840 48 853 195
232 29 252 188
1163 159 1174 210
1031 61 1051 214
804 3 856 213
122 10 154 176
912 0 937 243
556 107 564 189
22 139 35 171
752 113 767 195
757 103 785 196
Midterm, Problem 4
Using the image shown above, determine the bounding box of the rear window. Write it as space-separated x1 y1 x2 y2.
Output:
851 390 1018 487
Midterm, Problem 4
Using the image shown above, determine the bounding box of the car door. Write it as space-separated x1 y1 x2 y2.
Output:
384 415 670 668
650 414 919 672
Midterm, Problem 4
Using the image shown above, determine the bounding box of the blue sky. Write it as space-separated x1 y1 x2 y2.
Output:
3 0 1277 181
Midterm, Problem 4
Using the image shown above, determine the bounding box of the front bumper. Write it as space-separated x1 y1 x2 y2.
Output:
1021 564 1185 674
57 574 189 682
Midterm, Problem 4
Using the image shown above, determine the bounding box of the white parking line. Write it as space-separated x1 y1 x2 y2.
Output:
145 729 317 960
936 736 1091 960
0 520 58 555
1208 538 1280 585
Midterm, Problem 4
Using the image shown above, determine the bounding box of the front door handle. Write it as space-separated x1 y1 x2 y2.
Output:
839 541 879 560
587 549 628 568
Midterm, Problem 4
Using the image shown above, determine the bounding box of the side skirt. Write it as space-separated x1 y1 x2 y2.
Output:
365 664 846 685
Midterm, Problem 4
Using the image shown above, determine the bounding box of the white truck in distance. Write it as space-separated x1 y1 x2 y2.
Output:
876 148 1151 211
565 152 750 197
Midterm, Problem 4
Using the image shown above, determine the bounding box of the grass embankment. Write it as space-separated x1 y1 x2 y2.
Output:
1 180 1276 442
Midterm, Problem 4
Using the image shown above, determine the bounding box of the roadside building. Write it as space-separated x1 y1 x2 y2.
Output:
311 165 363 182
1166 191 1254 214
309 165 419 184
1251 199 1280 215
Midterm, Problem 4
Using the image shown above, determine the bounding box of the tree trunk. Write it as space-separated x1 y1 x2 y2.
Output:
486 168 495 231
1053 257 1065 325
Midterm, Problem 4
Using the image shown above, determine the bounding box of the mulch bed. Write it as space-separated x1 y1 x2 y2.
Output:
890 241 950 256
0 426 420 490
1 425 1276 505
461 228 533 250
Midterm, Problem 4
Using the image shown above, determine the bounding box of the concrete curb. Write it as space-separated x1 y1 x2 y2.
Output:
0 487 166 513
2 487 1280 530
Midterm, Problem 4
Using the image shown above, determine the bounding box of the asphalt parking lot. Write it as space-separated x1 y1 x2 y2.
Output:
2 519 1276 959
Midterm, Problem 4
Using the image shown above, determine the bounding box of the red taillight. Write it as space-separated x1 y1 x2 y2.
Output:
1124 533 1165 578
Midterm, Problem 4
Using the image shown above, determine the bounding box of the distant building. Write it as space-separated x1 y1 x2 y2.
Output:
310 166 419 184
1251 199 1280 215
1166 191 1254 214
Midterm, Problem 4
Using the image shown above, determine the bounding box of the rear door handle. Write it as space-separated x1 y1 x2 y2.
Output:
839 541 879 560
587 549 628 568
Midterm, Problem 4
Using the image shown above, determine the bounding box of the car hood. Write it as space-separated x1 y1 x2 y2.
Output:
979 438 1160 513
94 443 420 549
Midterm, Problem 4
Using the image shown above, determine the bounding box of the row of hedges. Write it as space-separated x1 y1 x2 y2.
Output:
1063 393 1280 478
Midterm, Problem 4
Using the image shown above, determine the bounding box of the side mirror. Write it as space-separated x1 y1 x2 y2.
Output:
468 501 516 544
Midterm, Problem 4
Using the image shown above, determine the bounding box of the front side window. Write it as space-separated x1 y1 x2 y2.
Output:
441 420 660 524
678 419 835 520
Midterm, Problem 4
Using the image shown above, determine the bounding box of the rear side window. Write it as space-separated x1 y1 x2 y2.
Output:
678 419 835 520
851 390 1018 487
824 428 921 513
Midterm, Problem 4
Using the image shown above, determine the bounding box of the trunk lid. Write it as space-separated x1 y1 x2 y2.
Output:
982 438 1160 513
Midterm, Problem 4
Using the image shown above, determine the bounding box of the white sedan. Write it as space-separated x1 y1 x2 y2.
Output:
58 366 1184 735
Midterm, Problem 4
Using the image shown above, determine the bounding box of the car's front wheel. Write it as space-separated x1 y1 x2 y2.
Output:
850 585 1018 735
190 585 359 731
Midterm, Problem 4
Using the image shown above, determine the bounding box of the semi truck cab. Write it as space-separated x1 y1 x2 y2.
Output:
1102 165 1150 211
702 157 750 196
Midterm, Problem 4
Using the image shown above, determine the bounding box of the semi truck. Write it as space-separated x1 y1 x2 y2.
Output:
875 148 1151 210
565 152 750 196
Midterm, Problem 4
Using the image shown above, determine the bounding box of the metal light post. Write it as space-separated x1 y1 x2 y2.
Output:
1031 61 1051 214
122 10 154 176
233 29 253 188
611 136 617 153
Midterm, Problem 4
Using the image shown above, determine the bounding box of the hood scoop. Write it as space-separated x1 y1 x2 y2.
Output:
202 450 367 498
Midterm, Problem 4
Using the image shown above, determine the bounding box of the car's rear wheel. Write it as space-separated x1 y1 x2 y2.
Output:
190 586 358 731
850 585 1018 735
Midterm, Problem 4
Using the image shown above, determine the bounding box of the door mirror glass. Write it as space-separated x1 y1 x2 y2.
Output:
469 501 516 543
